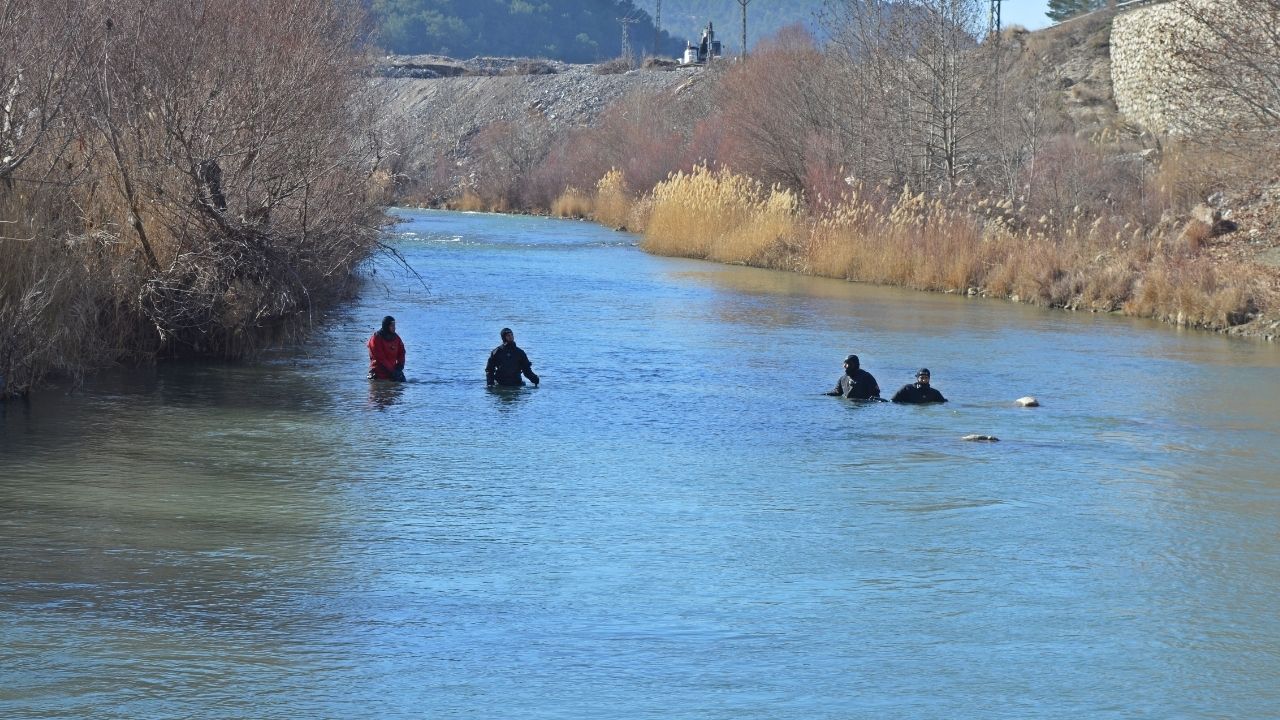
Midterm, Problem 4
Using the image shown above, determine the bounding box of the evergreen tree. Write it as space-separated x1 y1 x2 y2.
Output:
1046 0 1107 22
371 0 686 62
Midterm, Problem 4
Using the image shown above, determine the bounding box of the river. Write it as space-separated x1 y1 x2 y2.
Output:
3 209 1279 719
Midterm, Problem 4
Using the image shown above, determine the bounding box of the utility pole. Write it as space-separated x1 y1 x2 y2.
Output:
654 0 662 57
991 0 1003 108
736 0 751 59
619 15 638 66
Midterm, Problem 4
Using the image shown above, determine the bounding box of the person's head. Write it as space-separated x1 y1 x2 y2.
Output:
500 327 514 344
844 354 859 373
381 316 396 333
915 368 931 385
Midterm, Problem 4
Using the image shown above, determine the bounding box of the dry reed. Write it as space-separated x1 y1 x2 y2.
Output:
591 169 635 229
637 167 1260 332
551 188 593 218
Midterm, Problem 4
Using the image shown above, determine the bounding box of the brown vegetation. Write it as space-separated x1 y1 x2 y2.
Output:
416 0 1276 339
1 0 387 397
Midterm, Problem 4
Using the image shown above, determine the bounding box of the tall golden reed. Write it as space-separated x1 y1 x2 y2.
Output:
636 167 1258 330
642 165 800 266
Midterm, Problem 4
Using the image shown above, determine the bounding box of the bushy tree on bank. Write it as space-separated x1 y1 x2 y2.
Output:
0 0 389 397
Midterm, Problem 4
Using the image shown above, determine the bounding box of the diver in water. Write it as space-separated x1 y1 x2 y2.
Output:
825 354 881 400
367 315 406 381
486 327 539 387
891 368 947 404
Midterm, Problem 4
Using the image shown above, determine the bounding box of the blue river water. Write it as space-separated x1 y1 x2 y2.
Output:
2 209 1280 718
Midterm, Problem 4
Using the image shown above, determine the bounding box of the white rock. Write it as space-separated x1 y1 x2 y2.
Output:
1016 396 1039 407
962 434 999 442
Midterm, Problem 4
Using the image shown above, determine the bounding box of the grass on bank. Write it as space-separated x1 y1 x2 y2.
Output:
444 161 1262 333
617 166 1257 330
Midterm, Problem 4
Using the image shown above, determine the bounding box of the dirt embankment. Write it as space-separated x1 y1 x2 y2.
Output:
377 56 709 198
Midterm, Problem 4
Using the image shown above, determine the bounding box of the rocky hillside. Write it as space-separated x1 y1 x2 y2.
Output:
1012 11 1280 297
377 56 713 200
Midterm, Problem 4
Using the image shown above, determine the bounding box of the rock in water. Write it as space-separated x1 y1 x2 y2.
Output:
1016 396 1039 407
962 434 999 442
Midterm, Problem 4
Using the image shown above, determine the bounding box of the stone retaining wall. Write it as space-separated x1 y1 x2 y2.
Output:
1110 0 1228 135
1112 1 1188 134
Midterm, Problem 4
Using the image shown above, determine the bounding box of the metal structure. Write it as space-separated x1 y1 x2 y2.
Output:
619 15 639 65
654 0 662 57
990 0 1003 110
736 0 752 59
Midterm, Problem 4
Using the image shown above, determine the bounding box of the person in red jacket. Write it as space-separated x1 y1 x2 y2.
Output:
367 315 406 381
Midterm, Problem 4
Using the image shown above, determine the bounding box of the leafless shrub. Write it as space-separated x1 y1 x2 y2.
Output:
594 58 633 75
467 117 555 209
505 60 558 76
715 26 834 192
1 0 384 396
642 56 680 70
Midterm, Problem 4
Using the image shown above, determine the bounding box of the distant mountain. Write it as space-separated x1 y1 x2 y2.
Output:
652 0 829 53
371 0 687 62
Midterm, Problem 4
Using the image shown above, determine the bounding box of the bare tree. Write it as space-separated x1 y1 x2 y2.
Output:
0 0 99 183
718 26 838 191
1168 0 1280 155
825 0 993 190
77 0 381 348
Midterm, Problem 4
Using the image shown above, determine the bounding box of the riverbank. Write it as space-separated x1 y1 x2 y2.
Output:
0 0 387 399
420 166 1279 342
380 11 1278 342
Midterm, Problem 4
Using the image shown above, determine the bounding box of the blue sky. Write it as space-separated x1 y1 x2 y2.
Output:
1001 0 1052 30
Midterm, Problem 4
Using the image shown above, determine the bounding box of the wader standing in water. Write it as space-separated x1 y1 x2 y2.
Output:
367 316 406 381
826 354 881 400
486 327 539 387
891 368 947 404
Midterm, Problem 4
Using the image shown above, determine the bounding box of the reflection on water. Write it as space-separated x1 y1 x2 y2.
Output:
485 384 535 410
3 209 1280 719
367 379 406 411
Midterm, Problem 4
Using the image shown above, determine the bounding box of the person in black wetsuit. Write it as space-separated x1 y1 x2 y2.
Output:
825 354 881 400
486 327 540 387
891 368 948 404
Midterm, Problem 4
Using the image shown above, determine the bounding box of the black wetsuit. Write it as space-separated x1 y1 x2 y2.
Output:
486 342 539 387
827 369 880 400
891 382 947 404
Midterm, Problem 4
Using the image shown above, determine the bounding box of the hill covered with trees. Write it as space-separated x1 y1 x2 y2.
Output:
371 0 684 61
369 0 829 61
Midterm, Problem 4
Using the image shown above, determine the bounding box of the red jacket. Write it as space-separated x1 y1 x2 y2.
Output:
367 331 405 379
